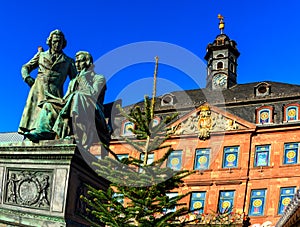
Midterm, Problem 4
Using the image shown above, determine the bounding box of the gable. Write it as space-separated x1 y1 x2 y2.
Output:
170 103 256 136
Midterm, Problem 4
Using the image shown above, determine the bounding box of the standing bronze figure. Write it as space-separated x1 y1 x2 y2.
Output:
19 29 77 134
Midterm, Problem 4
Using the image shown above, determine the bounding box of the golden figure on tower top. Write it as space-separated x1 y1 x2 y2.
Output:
218 14 225 34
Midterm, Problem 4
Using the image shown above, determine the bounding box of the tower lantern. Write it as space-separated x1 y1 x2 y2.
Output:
205 14 240 90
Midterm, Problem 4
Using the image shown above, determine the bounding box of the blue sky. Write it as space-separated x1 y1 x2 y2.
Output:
0 0 298 132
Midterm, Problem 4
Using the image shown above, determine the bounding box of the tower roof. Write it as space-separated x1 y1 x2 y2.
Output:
204 34 240 60
204 15 240 60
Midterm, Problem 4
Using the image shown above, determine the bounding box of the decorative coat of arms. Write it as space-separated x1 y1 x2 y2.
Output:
197 105 212 140
172 104 241 139
4 169 52 210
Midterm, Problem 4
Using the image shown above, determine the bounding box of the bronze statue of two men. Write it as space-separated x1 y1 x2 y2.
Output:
18 29 111 149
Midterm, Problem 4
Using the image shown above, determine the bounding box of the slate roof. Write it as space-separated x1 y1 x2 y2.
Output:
167 81 300 107
0 132 24 143
2 81 300 140
115 81 300 127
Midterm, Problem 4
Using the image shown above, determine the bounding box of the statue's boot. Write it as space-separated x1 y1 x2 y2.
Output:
18 127 35 134
23 132 40 143
24 131 56 143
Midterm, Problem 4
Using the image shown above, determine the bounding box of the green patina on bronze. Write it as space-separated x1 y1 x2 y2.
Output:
53 51 110 147
19 29 77 134
19 30 110 149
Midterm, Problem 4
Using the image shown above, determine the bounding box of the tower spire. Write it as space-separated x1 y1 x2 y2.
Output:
218 14 225 34
205 14 240 90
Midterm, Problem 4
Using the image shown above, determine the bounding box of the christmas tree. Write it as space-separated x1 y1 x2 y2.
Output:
81 57 201 226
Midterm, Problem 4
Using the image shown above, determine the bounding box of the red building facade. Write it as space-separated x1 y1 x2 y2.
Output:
102 19 300 226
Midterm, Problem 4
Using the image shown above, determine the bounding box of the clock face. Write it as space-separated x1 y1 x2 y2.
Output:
213 74 227 88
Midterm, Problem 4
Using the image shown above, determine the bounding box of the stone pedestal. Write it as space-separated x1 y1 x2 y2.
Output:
0 139 109 226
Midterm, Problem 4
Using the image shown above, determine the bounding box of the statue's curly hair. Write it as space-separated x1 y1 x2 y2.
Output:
76 51 94 68
46 29 67 49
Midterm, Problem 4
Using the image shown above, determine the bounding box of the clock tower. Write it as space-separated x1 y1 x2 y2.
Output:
205 14 240 90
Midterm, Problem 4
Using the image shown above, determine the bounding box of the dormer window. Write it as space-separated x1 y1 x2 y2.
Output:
161 94 175 106
283 103 300 122
217 62 223 69
255 82 271 97
258 86 267 93
256 106 274 124
122 120 135 136
152 116 161 127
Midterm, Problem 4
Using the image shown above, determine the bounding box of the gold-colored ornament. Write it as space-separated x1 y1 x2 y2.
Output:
218 14 225 34
198 105 212 140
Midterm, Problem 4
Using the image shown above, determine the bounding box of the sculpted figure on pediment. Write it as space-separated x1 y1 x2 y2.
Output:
226 119 239 130
173 105 241 137
174 113 199 135
211 113 226 131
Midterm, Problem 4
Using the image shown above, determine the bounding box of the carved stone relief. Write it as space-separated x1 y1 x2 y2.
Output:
174 113 199 135
4 169 52 210
211 113 227 131
173 106 240 139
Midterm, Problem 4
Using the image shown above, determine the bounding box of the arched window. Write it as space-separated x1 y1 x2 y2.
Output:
217 54 224 58
256 106 273 124
122 120 135 136
152 117 160 127
217 61 223 69
286 106 298 121
283 103 300 122
230 63 235 72
259 109 271 124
